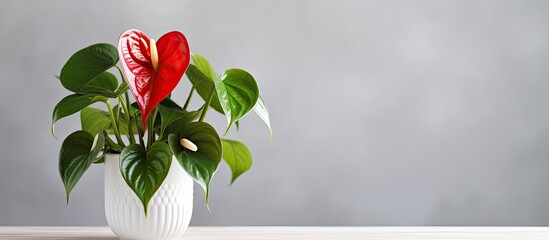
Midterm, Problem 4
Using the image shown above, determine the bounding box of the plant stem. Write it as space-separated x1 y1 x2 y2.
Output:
199 87 216 122
104 100 125 147
115 105 122 138
146 108 159 150
128 116 136 145
118 96 129 117
114 65 134 146
183 86 195 110
115 66 125 81
118 95 136 145
105 134 124 152
134 112 145 148
125 92 139 145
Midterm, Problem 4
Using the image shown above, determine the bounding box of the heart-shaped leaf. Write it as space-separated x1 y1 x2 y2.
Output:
167 122 221 206
120 142 172 215
215 69 259 133
118 29 191 129
59 131 105 203
52 94 107 137
187 65 260 133
222 139 253 184
186 55 269 136
60 43 119 94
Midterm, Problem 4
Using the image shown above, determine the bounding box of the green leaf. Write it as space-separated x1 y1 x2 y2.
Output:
117 113 139 137
186 64 224 113
222 139 253 184
215 69 259 134
114 103 139 136
80 71 119 95
81 106 139 138
185 53 222 113
185 56 264 138
253 95 273 138
120 142 172 216
59 131 105 203
108 103 137 136
160 111 200 142
60 44 119 94
191 53 218 81
157 97 200 138
60 43 119 94
159 96 184 110
81 107 111 136
114 81 130 96
52 94 107 137
167 122 222 207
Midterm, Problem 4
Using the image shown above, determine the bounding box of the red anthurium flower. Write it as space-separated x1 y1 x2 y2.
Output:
118 29 191 130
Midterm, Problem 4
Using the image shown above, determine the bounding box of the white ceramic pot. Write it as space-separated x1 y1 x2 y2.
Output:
104 154 193 240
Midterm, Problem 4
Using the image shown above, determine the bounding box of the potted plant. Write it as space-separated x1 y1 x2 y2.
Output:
52 29 271 240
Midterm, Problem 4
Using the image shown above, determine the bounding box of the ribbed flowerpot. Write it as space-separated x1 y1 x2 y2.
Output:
104 154 193 240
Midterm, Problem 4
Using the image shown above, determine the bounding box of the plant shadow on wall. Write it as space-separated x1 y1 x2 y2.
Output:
51 29 272 214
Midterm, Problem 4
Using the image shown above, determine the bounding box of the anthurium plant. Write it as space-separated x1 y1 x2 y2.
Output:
52 29 271 214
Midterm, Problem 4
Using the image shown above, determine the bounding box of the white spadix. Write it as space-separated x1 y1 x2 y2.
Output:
180 138 198 152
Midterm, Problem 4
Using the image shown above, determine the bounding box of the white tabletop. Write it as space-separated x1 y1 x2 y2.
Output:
1 226 549 239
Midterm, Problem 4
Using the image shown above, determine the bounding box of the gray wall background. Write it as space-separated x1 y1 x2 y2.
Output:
1 0 549 226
